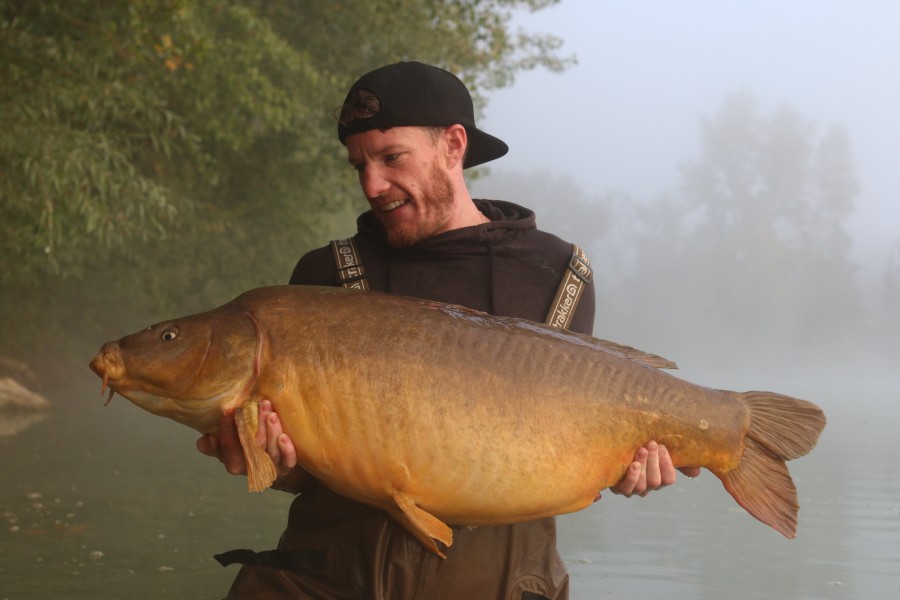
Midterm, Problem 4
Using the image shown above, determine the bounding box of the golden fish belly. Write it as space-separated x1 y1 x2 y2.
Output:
251 289 749 525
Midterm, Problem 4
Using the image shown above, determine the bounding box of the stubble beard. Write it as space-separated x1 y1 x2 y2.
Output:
384 162 455 248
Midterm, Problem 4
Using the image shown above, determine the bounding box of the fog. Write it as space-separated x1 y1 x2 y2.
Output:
2 4 897 597
477 0 899 262
470 0 900 417
466 12 900 593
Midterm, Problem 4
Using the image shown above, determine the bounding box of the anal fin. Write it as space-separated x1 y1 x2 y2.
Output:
390 492 453 559
234 404 277 492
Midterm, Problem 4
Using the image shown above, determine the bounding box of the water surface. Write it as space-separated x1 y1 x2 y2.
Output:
1 377 897 599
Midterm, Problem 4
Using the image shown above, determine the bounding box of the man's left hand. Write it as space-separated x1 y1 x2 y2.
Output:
606 441 701 498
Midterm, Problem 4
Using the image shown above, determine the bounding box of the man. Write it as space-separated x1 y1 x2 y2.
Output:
198 61 698 599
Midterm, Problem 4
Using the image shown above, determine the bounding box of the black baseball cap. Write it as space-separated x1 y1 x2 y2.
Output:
336 61 509 169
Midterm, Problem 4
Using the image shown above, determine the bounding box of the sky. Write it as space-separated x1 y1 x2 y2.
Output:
477 0 900 269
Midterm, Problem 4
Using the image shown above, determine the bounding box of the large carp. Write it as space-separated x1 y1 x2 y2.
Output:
89 285 825 557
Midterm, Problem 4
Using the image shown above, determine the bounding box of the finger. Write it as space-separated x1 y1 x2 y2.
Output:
265 411 284 460
616 446 649 496
196 434 220 458
610 460 642 496
276 434 298 476
678 467 702 478
657 444 677 487
644 441 662 490
632 446 649 496
218 410 241 449
218 412 247 475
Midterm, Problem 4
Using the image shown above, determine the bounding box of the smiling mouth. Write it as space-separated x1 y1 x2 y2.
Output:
381 199 409 212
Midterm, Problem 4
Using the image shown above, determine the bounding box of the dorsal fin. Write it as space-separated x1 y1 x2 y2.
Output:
591 338 678 370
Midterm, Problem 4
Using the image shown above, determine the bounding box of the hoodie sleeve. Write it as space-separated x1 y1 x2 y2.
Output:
288 246 337 286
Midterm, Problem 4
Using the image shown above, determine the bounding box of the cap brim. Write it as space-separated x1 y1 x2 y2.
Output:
464 128 509 169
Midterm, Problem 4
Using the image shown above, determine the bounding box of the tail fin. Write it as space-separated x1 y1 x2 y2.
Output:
719 391 826 538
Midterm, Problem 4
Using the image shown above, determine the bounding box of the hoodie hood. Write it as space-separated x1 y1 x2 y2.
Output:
289 199 593 332
352 200 549 316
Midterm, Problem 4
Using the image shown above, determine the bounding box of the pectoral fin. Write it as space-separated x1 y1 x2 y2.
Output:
390 492 453 559
234 404 277 492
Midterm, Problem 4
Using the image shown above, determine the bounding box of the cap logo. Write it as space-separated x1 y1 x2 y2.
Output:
334 88 381 128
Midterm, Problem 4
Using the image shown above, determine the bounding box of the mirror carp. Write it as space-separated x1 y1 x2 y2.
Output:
89 285 825 557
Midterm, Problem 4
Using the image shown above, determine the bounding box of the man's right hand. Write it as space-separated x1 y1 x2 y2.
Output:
196 400 310 492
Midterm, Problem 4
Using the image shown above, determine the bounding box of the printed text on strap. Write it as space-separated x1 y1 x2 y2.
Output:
545 244 592 331
330 238 369 290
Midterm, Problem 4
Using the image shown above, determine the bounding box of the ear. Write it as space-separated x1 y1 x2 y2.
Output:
442 124 468 170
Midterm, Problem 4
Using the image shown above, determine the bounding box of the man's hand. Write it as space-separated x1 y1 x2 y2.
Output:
196 400 308 491
607 441 701 498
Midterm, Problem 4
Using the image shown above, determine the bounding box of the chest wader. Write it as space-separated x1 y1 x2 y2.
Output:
216 239 592 600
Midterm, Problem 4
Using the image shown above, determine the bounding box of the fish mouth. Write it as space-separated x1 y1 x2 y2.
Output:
89 342 125 405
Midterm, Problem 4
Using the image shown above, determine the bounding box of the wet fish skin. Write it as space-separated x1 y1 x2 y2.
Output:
89 285 826 557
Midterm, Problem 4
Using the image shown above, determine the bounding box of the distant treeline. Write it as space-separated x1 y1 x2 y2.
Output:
475 93 900 381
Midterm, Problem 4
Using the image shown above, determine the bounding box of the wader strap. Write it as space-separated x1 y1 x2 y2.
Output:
330 238 369 290
545 244 592 331
214 548 327 572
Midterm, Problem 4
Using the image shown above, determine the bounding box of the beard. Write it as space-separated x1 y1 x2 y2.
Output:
383 161 455 248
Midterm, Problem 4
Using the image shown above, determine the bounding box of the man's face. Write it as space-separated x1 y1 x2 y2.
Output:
346 126 455 247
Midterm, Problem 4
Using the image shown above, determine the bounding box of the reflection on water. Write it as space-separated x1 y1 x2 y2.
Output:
0 410 48 438
0 381 294 600
1 377 898 599
0 376 51 438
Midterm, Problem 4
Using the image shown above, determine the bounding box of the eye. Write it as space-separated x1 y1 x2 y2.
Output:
161 327 178 341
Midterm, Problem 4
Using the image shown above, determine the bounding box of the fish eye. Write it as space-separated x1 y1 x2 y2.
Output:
161 327 178 341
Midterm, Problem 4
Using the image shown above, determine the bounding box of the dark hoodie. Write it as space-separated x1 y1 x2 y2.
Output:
226 200 594 600
289 199 594 333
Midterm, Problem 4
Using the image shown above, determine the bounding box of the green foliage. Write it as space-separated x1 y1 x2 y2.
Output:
2 1 188 279
0 0 569 379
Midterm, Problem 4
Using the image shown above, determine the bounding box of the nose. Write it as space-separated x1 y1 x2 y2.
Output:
359 165 390 200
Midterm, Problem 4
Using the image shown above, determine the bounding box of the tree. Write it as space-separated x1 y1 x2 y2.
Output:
0 0 572 380
879 239 900 362
619 92 860 372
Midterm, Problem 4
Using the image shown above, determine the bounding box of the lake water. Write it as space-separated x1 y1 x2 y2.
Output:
1 374 898 599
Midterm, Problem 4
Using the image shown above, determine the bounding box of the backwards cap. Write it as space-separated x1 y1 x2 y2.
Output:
336 61 508 169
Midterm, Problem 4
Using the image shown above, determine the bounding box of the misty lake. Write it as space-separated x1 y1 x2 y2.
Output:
1 374 898 599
